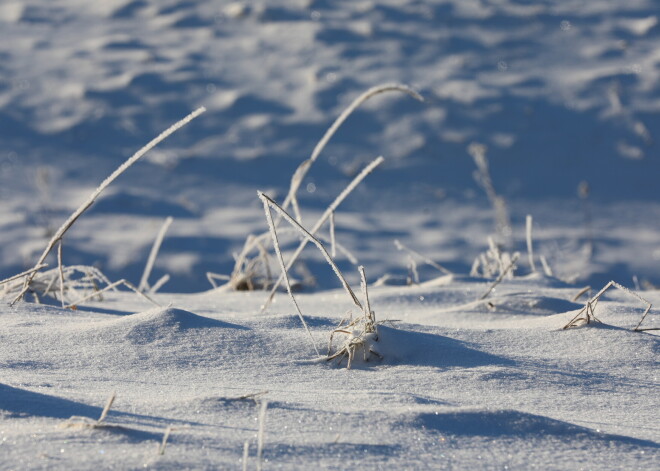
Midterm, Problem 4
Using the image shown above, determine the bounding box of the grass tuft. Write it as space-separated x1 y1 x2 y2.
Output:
563 280 654 331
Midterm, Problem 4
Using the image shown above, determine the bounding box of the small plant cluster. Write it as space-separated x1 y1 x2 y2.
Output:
470 236 519 279
259 188 386 367
326 267 383 368
1 108 206 307
563 280 654 331
206 84 422 294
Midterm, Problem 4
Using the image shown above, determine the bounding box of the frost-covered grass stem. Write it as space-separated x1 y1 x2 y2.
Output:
139 216 174 292
277 84 422 223
11 107 206 305
260 193 320 356
263 156 383 310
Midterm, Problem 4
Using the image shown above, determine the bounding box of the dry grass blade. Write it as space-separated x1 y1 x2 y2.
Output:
256 400 268 471
61 391 116 429
11 107 206 305
3 265 107 301
277 84 423 220
57 241 65 307
158 426 173 455
262 156 384 310
572 286 591 302
329 210 336 258
242 441 250 471
394 239 452 276
98 391 116 423
259 192 362 310
540 255 553 277
214 232 275 292
526 215 536 273
233 390 269 402
149 274 170 294
65 279 160 309
261 193 320 356
206 272 231 289
139 216 173 292
468 142 511 243
359 266 373 322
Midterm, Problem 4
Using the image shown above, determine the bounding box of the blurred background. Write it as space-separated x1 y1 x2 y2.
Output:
1 0 658 292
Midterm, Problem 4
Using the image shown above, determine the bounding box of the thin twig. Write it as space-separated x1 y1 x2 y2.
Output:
98 391 116 424
64 279 160 309
329 210 336 258
563 280 654 331
149 274 170 295
359 266 372 322
242 441 249 471
572 286 591 302
233 390 269 402
540 255 553 277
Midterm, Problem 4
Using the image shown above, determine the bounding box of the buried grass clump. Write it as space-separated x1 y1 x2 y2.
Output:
326 266 384 369
563 280 655 331
260 191 387 368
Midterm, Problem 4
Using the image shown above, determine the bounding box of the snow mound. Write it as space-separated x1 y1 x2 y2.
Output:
373 325 511 369
94 306 246 344
416 409 660 447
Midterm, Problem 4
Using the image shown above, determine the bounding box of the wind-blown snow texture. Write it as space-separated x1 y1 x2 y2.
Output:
0 0 659 469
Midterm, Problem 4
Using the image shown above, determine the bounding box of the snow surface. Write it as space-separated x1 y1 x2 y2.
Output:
1 0 659 469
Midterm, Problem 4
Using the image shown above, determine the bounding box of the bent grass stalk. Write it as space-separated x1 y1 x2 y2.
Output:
11 107 206 305
259 192 362 310
61 391 116 429
563 280 654 331
262 156 384 310
276 84 423 225
326 265 382 369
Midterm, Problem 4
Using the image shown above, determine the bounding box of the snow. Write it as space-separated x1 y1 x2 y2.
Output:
1 0 659 469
